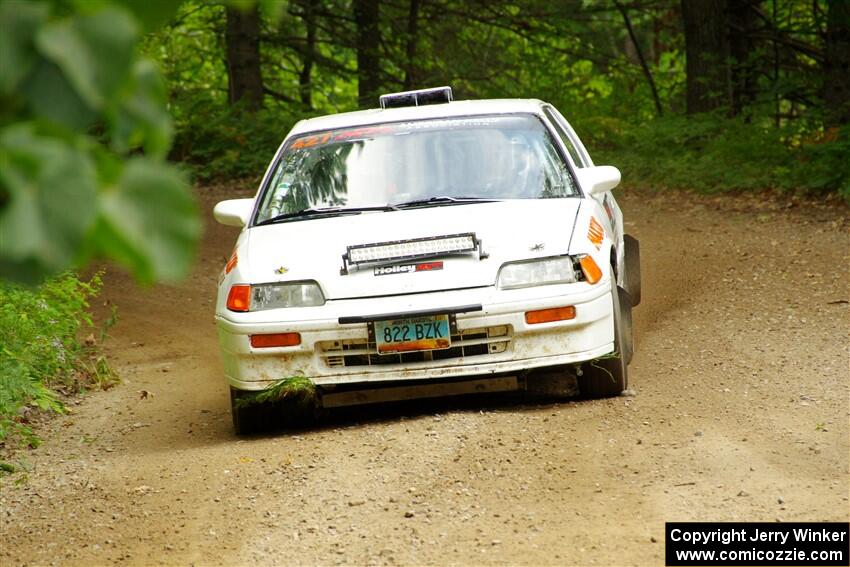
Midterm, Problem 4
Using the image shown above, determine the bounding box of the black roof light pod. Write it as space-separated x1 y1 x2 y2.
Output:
379 86 453 109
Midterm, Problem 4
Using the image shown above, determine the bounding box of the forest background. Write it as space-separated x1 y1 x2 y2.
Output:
0 0 848 451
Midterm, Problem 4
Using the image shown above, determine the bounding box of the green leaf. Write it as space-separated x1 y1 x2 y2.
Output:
257 0 286 23
114 0 182 31
0 124 98 284
0 1 49 95
110 60 173 158
19 59 96 130
228 0 256 11
35 6 138 110
96 158 199 283
69 0 182 30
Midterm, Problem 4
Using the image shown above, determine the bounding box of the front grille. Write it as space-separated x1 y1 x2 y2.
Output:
318 325 512 368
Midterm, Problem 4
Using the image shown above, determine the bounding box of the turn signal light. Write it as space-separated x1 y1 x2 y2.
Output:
525 306 576 325
227 284 251 312
579 255 602 284
250 333 301 348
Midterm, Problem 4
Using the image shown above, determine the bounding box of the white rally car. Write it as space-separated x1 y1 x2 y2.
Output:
214 87 641 433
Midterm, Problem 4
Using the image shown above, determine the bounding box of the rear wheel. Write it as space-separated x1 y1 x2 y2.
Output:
579 284 631 397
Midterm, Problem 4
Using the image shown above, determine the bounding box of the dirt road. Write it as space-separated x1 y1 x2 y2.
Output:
2 186 848 566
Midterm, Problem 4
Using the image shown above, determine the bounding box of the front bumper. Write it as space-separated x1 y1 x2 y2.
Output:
216 280 615 391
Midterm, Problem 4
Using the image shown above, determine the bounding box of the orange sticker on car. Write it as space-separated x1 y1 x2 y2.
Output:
225 250 238 274
588 216 604 249
290 133 331 149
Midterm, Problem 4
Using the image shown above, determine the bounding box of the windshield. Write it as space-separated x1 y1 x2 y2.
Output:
254 114 578 224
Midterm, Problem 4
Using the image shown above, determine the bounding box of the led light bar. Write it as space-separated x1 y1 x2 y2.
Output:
341 233 483 274
379 86 453 109
349 235 474 263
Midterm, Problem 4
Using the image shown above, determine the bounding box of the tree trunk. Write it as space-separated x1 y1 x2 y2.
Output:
299 1 317 109
353 0 381 108
681 0 730 113
823 0 850 127
403 0 420 90
225 5 264 111
728 0 758 117
771 0 780 126
616 0 663 117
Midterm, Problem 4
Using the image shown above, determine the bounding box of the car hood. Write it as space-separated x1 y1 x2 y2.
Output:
244 200 583 300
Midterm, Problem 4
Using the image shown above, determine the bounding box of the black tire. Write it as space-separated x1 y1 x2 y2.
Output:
619 286 634 365
525 365 580 399
230 387 274 435
624 234 641 307
231 387 320 434
579 284 630 398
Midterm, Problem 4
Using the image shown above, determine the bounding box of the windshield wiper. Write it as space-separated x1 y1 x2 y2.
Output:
393 196 498 209
255 205 398 226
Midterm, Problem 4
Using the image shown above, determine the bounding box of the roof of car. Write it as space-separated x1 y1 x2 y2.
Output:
289 98 547 137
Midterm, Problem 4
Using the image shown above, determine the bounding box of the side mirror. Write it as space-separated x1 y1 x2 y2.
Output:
213 199 254 227
576 165 621 196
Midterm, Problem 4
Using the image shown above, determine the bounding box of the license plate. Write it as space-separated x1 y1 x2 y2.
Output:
374 315 451 354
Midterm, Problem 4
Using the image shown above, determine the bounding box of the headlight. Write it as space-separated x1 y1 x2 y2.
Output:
497 257 577 289
250 281 325 310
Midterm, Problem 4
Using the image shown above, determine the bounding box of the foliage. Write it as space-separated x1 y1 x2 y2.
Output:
589 113 850 200
140 0 849 202
0 1 200 285
234 376 317 409
170 100 301 182
0 272 115 449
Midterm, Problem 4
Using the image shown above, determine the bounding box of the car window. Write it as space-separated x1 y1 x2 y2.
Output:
545 106 593 167
254 114 579 223
542 107 587 167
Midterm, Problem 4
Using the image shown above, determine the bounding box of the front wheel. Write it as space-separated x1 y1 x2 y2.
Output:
579 284 631 398
230 385 319 434
230 388 274 435
624 234 641 307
